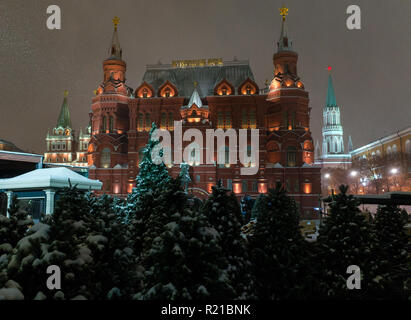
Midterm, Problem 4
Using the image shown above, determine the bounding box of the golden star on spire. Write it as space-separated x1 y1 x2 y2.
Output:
64 90 68 97
194 81 198 88
279 6 289 20
112 16 120 30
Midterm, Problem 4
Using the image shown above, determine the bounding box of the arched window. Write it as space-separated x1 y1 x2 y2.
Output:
286 146 297 167
386 146 392 158
406 140 411 159
142 88 148 98
246 85 251 95
242 109 247 128
217 111 224 129
332 113 337 125
225 111 232 128
137 113 144 131
145 113 151 131
250 110 256 129
101 148 111 168
102 116 107 132
165 88 171 98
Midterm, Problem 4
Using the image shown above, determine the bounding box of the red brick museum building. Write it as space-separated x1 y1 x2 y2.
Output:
87 12 321 217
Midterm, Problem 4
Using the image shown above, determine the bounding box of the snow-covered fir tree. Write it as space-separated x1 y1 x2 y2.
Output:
0 195 33 294
135 178 235 300
124 122 171 220
86 193 141 299
201 180 255 299
315 185 377 299
250 183 310 299
371 205 410 298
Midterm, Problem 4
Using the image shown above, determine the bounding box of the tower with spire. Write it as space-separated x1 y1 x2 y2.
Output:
315 69 352 172
322 69 345 156
44 91 91 166
44 91 76 164
266 5 315 167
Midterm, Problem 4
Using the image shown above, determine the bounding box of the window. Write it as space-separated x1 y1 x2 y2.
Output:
242 109 247 128
222 86 227 95
217 111 224 129
287 146 297 167
242 181 248 193
406 140 411 160
246 85 251 95
250 110 256 129
137 113 144 131
142 88 148 98
252 181 258 192
225 111 231 128
101 148 111 168
196 175 201 183
145 113 151 131
217 111 232 129
165 88 171 98
227 179 232 190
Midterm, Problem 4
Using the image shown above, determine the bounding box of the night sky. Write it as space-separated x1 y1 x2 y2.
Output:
0 0 410 154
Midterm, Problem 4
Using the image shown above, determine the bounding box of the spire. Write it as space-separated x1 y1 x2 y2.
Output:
277 5 293 52
108 16 122 60
348 135 354 152
326 69 338 107
57 90 72 128
187 81 203 108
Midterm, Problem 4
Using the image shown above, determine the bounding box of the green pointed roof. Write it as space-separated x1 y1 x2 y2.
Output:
57 90 72 128
326 73 337 107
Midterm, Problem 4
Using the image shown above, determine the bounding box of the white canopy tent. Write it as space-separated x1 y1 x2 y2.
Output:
0 167 102 216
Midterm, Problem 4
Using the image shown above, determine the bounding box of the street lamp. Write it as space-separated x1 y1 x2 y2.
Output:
390 168 398 174
324 173 330 179
350 170 358 177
